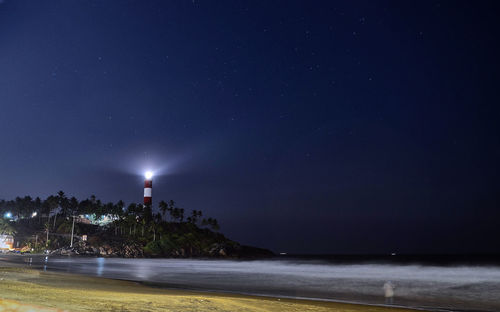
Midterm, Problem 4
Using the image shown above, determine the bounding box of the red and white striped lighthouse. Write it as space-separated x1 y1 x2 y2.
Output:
144 171 153 205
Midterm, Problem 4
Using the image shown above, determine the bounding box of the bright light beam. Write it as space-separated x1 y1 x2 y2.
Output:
145 171 153 180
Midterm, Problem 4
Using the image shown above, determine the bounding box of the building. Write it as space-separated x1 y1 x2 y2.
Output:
0 234 14 250
77 214 117 226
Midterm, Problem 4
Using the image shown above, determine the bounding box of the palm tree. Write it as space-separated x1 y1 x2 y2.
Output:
68 197 79 216
43 195 58 229
57 191 69 217
150 213 162 241
114 200 125 217
34 197 42 224
0 218 16 235
203 217 220 231
154 212 162 224
167 200 176 221
44 222 50 247
141 218 146 236
159 200 168 221
189 210 202 224
172 208 184 222
210 218 220 231
143 204 153 225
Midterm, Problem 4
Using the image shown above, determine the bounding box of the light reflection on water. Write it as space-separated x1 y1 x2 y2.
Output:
96 257 105 276
4 256 500 311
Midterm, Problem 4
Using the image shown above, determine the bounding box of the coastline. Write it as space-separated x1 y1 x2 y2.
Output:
0 266 418 312
2 254 500 312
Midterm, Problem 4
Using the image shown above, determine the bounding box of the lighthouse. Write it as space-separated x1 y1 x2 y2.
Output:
144 171 153 205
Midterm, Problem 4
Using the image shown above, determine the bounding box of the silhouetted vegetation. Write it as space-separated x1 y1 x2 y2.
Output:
0 192 272 258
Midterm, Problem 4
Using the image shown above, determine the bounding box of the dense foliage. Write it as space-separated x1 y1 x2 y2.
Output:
0 191 231 256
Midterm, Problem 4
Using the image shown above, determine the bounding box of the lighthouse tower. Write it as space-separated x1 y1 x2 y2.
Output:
144 171 153 205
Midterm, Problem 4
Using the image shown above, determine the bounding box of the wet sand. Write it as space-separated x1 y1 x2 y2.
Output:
0 267 416 312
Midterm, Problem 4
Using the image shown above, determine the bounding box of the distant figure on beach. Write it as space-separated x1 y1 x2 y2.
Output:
383 281 395 304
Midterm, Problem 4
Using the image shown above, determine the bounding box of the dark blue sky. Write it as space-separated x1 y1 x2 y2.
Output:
1 0 499 254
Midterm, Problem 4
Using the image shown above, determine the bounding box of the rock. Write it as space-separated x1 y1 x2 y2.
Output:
45 232 272 259
99 247 107 256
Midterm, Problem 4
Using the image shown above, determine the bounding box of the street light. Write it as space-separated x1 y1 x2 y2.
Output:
70 216 76 248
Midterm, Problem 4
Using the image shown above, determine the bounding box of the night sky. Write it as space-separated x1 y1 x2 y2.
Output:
1 1 499 254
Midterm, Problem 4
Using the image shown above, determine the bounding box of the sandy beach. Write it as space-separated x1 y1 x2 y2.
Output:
0 267 416 312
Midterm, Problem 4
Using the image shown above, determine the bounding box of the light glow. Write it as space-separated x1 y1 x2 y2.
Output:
145 171 153 180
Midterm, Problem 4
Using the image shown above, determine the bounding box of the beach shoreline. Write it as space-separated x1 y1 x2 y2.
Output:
0 266 419 312
2 254 500 312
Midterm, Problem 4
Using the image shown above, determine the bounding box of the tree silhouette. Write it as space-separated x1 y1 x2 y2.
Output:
57 191 69 217
68 197 79 216
43 195 58 229
0 191 225 253
171 207 185 222
202 217 220 231
188 210 202 224
0 218 16 235
159 200 168 221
